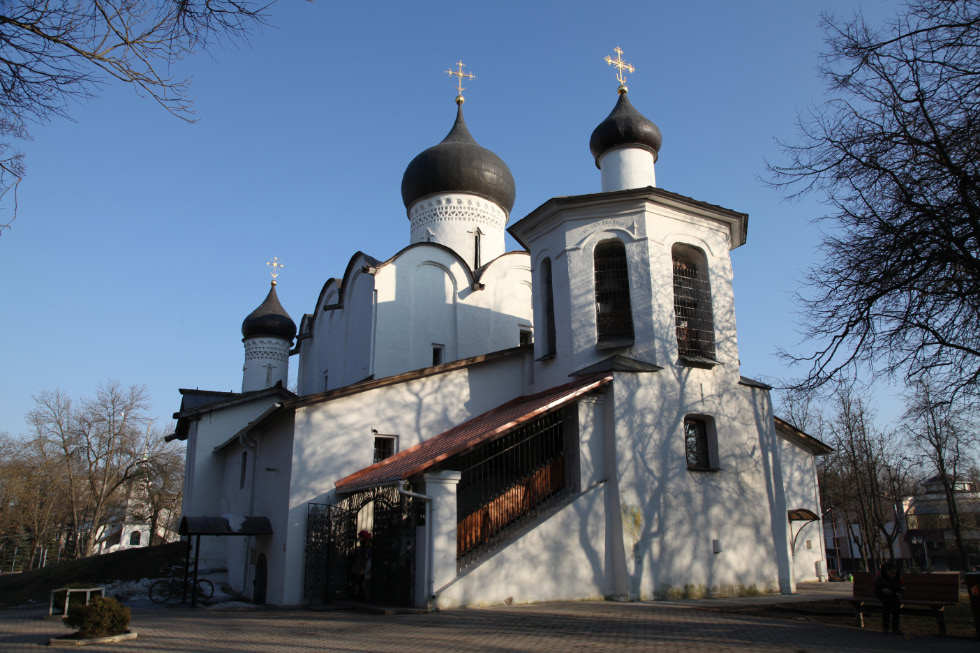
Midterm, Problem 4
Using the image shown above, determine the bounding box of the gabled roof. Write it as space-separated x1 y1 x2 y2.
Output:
334 373 613 494
774 416 833 456
166 383 297 442
571 354 662 376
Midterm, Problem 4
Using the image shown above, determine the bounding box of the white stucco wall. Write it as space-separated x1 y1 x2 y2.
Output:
181 398 283 567
280 353 529 605
297 245 532 396
777 433 827 582
216 412 296 603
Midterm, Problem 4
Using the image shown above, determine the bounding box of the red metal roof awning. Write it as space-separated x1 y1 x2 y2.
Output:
334 373 613 493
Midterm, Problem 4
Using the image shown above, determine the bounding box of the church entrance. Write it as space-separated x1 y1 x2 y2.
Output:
253 553 268 605
305 485 423 606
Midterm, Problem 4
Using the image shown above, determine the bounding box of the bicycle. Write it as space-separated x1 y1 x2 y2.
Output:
148 568 214 604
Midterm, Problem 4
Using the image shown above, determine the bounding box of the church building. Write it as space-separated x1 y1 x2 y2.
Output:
170 52 831 608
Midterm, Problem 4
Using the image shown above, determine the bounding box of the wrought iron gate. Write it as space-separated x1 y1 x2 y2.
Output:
304 485 423 606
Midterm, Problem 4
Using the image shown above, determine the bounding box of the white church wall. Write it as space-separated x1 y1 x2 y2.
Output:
182 400 280 517
433 486 611 608
214 412 295 603
301 245 532 394
280 353 528 605
518 194 743 391
433 391 614 608
610 372 789 598
475 253 533 355
777 434 827 582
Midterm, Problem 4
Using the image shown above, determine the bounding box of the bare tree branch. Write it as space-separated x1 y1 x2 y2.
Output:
769 0 980 404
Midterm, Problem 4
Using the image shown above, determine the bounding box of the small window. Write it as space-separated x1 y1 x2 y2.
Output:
594 241 634 344
240 451 248 489
130 531 141 546
432 344 444 366
323 370 329 392
806 540 812 550
519 327 532 347
684 418 709 469
373 435 397 463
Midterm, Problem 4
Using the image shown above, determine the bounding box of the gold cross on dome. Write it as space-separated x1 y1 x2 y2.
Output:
604 47 635 93
446 60 475 104
267 257 284 285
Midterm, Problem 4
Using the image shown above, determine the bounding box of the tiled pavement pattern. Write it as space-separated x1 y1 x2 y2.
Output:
1 588 977 652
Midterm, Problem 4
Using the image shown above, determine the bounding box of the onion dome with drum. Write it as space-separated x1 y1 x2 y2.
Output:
241 280 296 342
589 91 662 168
401 104 516 214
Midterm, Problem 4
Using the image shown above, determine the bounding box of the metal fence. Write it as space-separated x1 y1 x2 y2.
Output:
456 406 571 566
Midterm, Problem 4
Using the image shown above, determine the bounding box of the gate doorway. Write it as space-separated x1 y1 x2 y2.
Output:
254 553 267 605
305 485 423 606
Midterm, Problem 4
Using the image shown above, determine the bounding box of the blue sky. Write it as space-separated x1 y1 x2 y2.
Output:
0 0 901 438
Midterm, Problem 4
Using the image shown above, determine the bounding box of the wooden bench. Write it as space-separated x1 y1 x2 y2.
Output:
838 572 960 636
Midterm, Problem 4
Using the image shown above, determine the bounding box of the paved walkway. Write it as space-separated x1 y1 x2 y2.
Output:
1 584 975 652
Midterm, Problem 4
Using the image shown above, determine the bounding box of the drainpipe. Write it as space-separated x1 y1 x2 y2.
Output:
397 481 433 608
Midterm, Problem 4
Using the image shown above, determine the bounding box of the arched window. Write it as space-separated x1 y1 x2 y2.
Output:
594 241 634 344
129 530 141 546
541 258 556 358
672 245 715 360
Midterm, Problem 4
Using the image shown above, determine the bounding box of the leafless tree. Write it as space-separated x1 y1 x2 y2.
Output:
128 430 184 546
769 0 980 403
25 382 166 556
0 0 274 238
902 379 979 569
803 384 914 571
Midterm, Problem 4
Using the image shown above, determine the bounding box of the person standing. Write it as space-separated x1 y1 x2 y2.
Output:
353 530 372 601
873 561 905 634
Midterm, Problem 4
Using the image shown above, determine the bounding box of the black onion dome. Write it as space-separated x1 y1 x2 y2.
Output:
401 105 516 212
589 92 662 168
241 283 296 341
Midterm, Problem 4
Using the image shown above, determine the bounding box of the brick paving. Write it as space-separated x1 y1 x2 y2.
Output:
1 592 977 652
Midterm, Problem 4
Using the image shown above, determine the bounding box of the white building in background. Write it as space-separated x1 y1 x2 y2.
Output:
170 58 831 608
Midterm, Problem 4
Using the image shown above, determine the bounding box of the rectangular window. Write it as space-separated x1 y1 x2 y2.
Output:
240 451 248 489
684 418 710 470
323 370 329 392
519 327 532 347
373 436 396 463
432 344 444 366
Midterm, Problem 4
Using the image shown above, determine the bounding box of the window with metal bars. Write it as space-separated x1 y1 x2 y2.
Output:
672 246 715 360
373 436 396 463
455 407 571 563
594 241 634 344
684 417 710 470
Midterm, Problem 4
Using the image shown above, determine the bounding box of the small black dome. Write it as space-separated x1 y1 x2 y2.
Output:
401 105 516 212
589 92 662 168
242 283 296 341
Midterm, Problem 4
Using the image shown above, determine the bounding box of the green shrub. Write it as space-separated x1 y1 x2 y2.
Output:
64 596 130 637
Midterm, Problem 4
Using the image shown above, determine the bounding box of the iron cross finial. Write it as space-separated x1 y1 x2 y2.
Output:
267 257 284 286
604 47 635 95
446 60 475 105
